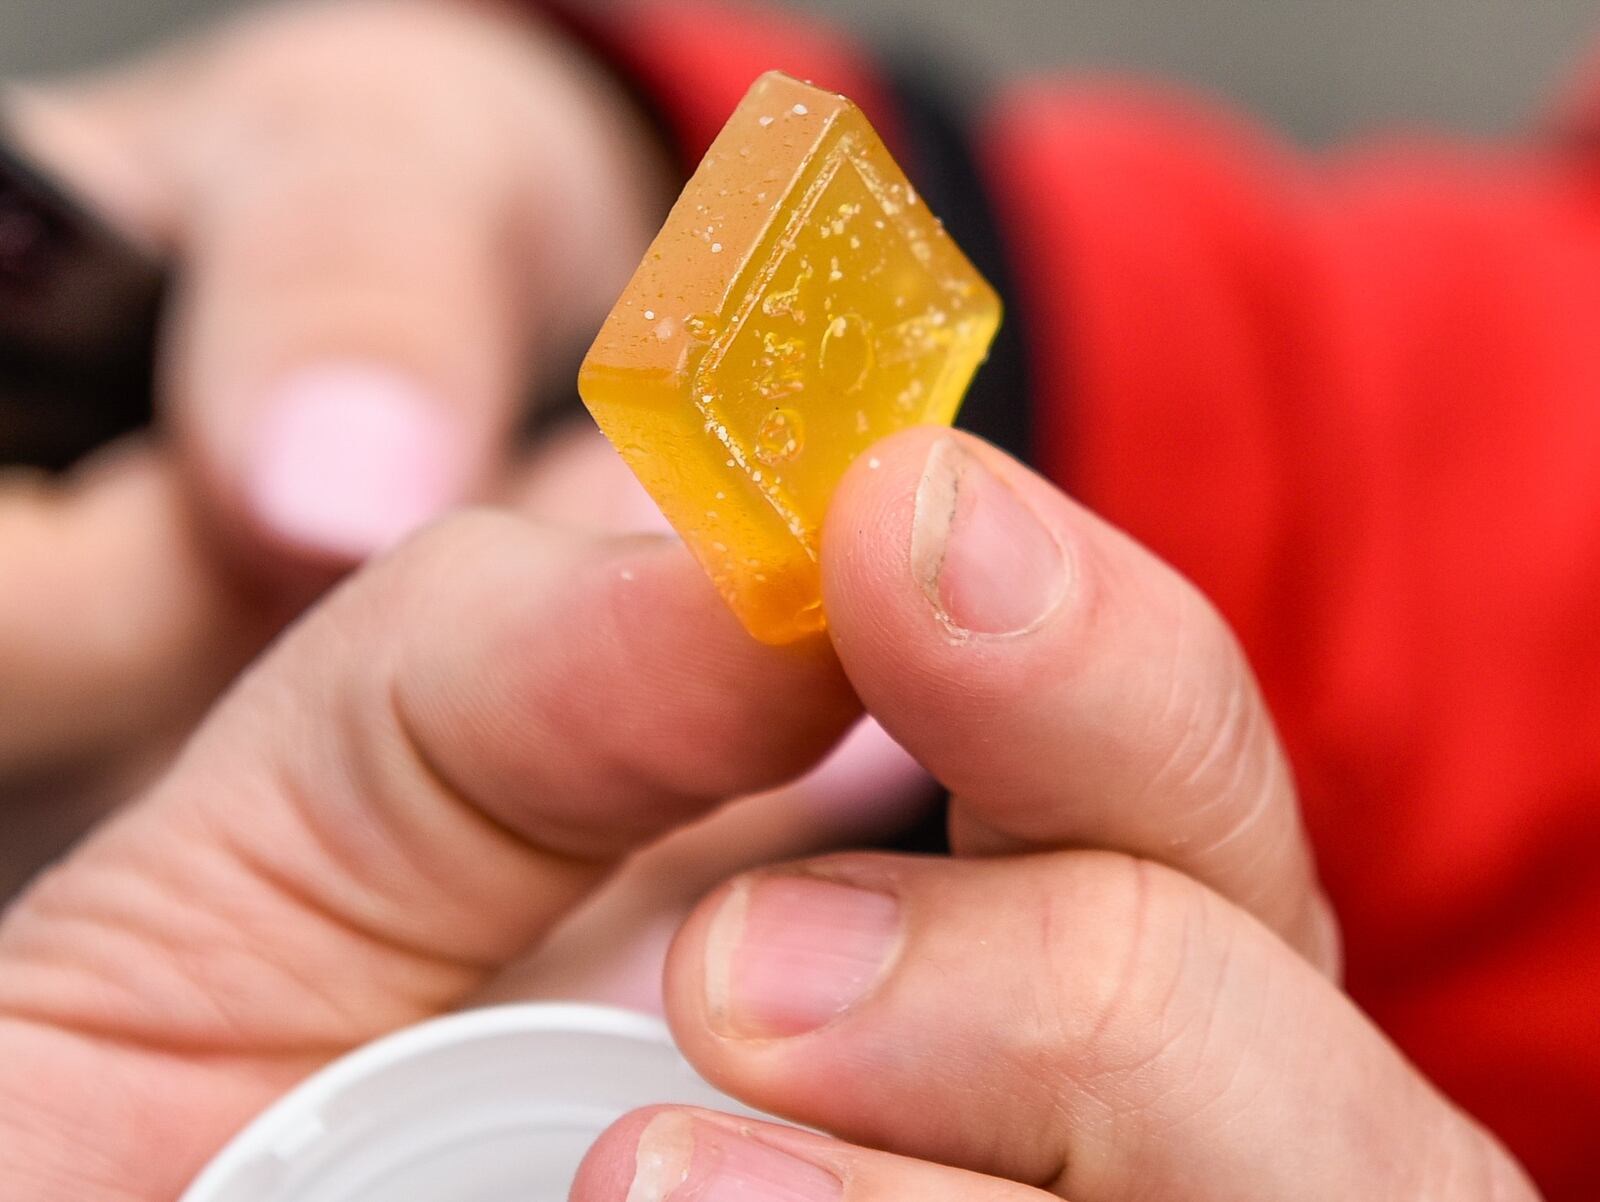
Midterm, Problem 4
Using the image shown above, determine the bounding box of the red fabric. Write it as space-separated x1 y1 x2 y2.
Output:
561 3 1600 1195
545 0 900 165
985 84 1600 1197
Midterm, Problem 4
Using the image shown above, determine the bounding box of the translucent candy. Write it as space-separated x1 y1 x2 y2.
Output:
578 71 1001 643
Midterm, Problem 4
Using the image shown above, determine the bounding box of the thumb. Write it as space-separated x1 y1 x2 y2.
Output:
0 508 856 1199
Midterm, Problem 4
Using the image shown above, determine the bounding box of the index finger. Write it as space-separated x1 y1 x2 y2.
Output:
822 427 1338 971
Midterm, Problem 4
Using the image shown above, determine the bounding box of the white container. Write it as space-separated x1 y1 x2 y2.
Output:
181 1003 755 1202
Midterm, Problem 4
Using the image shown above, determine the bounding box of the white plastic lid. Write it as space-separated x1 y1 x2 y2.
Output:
181 1003 756 1202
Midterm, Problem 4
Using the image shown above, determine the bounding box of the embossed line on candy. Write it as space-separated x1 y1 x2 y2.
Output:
692 113 994 555
841 143 1000 421
690 128 860 558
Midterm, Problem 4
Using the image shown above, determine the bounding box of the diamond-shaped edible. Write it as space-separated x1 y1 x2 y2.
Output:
578 71 1001 643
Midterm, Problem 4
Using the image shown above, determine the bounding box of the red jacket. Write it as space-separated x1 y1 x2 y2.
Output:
557 3 1600 1194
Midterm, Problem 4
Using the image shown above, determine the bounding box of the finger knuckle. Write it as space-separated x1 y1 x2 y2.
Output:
1136 585 1295 844
1021 855 1234 1106
1143 593 1254 792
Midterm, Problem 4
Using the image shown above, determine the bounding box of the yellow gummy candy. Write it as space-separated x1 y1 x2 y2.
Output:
578 71 1001 643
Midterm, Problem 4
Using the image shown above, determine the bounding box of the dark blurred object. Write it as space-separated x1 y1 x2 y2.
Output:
0 129 163 470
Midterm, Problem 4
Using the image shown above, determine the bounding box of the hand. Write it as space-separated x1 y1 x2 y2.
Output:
0 425 1533 1199
0 506 860 1200
0 0 665 831
9 0 663 567
569 428 1541 1202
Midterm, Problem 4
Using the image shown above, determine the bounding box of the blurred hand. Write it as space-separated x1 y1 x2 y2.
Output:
0 0 665 814
0 428 1540 1200
12 0 665 562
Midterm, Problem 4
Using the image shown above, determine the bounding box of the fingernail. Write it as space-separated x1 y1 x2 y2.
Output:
705 875 901 1038
909 435 1068 636
246 363 465 559
627 1112 842 1202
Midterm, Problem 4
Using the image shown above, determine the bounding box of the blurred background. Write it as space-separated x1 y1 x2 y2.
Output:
4 0 1599 145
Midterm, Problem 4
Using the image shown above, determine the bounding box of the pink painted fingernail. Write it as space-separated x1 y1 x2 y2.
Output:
704 875 901 1038
910 435 1068 636
246 363 465 559
626 1112 841 1202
